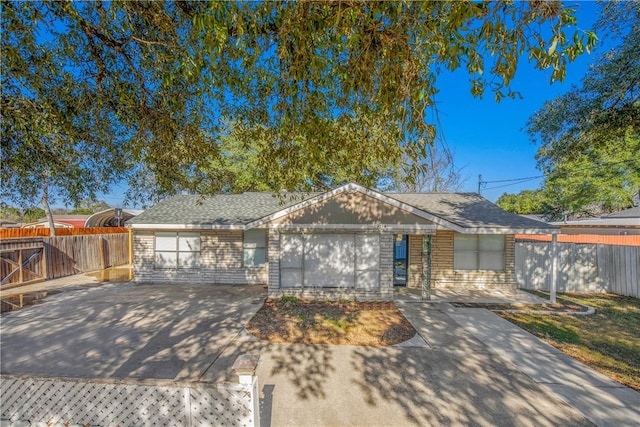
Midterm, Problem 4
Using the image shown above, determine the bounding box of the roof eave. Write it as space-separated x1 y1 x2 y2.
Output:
127 223 244 230
456 227 560 234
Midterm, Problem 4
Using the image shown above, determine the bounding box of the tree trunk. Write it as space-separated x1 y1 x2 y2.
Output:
42 175 56 237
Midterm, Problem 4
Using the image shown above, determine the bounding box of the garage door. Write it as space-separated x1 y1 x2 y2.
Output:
304 234 355 287
280 233 379 290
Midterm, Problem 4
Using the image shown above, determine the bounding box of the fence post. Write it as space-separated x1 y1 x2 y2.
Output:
232 354 260 427
550 234 558 304
128 228 134 265
18 248 23 284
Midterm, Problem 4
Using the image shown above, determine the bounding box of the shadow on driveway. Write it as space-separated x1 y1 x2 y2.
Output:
1 284 594 427
206 302 592 427
0 282 265 381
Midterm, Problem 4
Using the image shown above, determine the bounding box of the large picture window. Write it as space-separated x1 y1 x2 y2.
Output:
155 232 200 269
244 229 267 267
454 234 504 271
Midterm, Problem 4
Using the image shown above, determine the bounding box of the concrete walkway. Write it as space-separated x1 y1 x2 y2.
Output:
444 306 640 427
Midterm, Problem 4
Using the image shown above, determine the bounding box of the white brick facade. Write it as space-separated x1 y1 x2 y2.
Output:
133 230 268 285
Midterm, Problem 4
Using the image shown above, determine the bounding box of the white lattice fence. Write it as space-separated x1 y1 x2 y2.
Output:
0 375 255 427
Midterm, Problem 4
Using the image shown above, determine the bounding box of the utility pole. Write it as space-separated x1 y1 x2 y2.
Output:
477 174 483 195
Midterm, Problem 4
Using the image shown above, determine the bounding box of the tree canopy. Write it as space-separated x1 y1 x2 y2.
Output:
519 1 640 219
2 0 595 214
496 189 546 215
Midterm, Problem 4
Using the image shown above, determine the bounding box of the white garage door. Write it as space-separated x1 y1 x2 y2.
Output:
304 234 355 287
280 233 380 289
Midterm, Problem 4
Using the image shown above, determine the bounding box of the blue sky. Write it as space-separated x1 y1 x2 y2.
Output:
438 0 606 201
95 1 610 208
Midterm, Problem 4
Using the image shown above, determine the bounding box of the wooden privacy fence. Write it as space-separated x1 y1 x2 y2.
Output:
1 234 129 287
0 240 46 287
0 227 128 239
516 241 639 298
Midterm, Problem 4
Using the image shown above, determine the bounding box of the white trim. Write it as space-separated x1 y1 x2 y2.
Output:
128 223 244 230
267 223 436 234
457 227 560 235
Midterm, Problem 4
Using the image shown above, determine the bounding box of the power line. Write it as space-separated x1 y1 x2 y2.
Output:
478 158 639 195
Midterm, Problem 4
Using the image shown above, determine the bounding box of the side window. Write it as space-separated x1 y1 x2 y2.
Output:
453 234 504 271
155 232 200 269
243 229 267 267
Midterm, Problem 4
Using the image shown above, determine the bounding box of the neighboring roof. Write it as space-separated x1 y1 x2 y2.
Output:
603 206 640 219
37 215 92 221
22 220 75 229
86 208 143 227
551 218 640 228
550 206 640 228
128 183 557 233
127 192 318 228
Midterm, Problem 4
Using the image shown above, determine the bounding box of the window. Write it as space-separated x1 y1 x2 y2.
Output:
244 229 267 267
155 232 200 269
454 234 504 271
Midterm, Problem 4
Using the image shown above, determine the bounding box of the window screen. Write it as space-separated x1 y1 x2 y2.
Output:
453 234 504 271
155 232 200 269
243 229 267 267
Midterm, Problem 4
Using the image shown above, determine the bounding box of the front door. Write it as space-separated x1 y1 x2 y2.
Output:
393 234 408 286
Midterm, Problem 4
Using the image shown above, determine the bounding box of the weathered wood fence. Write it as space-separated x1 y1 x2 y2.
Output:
516 241 639 298
1 234 129 287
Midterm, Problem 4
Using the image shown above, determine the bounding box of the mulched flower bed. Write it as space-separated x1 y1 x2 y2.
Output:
246 297 416 346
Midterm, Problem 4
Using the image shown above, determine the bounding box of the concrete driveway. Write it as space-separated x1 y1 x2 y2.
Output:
0 281 265 381
0 280 615 426
204 302 593 427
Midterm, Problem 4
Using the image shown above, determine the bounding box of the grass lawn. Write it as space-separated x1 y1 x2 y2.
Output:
247 296 416 346
498 292 640 391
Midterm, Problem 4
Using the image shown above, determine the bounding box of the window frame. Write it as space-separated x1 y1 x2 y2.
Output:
453 234 505 271
243 229 267 268
154 232 201 270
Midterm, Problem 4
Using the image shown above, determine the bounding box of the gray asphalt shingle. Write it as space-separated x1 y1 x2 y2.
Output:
388 192 556 229
128 189 555 230
127 192 316 226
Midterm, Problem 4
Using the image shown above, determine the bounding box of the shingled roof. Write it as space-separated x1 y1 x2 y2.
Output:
388 192 555 230
127 192 318 226
128 184 556 232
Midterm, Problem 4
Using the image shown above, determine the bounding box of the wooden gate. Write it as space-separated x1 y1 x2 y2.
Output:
1 239 46 289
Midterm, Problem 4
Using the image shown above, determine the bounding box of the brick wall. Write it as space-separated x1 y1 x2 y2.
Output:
407 231 517 291
430 230 517 290
378 232 394 299
267 229 280 294
407 235 423 288
133 230 268 284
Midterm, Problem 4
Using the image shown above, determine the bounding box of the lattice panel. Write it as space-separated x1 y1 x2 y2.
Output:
191 384 253 427
1 376 254 427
